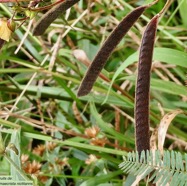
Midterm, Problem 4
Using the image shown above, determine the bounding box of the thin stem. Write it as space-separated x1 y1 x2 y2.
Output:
158 0 171 16
30 0 65 12
147 0 160 7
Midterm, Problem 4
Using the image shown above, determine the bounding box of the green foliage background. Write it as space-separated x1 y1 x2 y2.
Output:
0 0 186 185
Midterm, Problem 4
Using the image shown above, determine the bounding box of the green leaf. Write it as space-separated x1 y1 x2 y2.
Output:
119 150 187 185
124 76 187 96
124 174 137 186
90 102 134 144
80 170 122 186
105 47 187 102
178 0 187 27
0 133 5 155
10 129 23 180
154 48 187 67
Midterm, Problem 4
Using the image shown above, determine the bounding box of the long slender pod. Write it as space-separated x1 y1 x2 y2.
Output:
33 0 80 36
77 5 147 97
135 14 159 153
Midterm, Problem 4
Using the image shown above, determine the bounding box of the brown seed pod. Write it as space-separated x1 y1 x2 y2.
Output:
135 14 159 153
77 5 147 97
33 0 80 36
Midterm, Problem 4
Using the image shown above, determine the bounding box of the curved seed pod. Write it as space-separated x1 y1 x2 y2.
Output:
135 14 159 153
33 0 80 36
77 5 147 97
